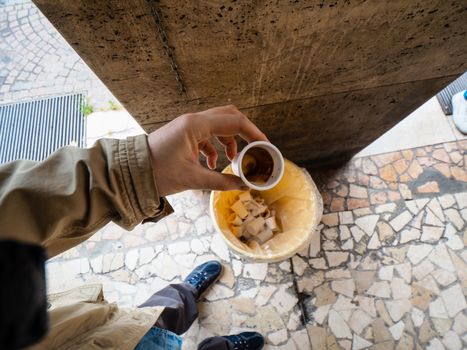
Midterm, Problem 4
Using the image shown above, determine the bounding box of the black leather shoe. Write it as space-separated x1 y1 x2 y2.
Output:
184 260 222 299
222 332 265 350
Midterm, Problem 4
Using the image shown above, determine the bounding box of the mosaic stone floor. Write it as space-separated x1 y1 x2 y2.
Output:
0 0 115 107
46 139 467 350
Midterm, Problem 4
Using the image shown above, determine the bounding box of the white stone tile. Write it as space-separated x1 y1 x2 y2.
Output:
291 329 310 349
460 208 467 223
328 310 352 339
243 263 268 280
270 285 298 314
256 285 277 306
90 255 103 273
348 309 372 334
443 224 464 250
410 211 424 229
341 239 354 251
427 338 447 350
431 269 457 286
314 304 331 325
355 296 377 317
452 312 467 335
323 227 339 240
440 284 467 318
168 241 191 255
325 268 351 279
218 264 235 288
350 184 368 199
424 208 444 226
367 232 381 249
445 208 464 231
429 297 449 319
454 193 467 209
339 211 354 225
405 200 420 215
339 339 352 350
232 259 243 276
389 210 413 231
309 257 327 269
407 244 433 264
355 215 380 235
325 251 349 267
339 225 352 240
139 247 156 265
191 238 209 255
411 307 425 327
278 260 291 271
413 259 435 281
389 320 405 340
438 194 456 209
390 278 412 299
331 279 355 298
421 225 444 242
332 295 356 311
394 262 412 283
287 311 301 331
210 234 230 261
309 227 321 258
291 255 308 276
205 284 235 301
352 334 372 350
429 244 456 272
375 203 397 214
400 227 421 244
442 330 462 350
151 252 179 280
367 281 391 298
385 299 411 322
267 329 288 345
419 274 441 295
378 266 394 281
427 198 445 221
350 226 366 242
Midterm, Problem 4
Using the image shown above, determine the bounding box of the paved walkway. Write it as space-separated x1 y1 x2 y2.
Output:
47 137 467 350
0 0 115 108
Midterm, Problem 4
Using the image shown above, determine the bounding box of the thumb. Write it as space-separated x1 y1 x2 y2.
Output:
195 166 249 191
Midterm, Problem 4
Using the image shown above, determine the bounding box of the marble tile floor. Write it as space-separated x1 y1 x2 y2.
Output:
47 139 467 349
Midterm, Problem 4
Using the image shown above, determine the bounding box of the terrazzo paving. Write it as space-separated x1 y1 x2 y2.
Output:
46 139 467 349
0 0 115 107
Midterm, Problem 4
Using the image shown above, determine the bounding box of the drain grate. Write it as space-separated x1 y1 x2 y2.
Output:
436 72 467 115
0 93 86 164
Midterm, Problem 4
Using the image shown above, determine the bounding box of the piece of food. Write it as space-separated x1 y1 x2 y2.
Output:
229 190 281 246
231 199 249 219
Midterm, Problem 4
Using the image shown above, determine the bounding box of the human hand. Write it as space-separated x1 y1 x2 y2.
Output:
147 105 268 196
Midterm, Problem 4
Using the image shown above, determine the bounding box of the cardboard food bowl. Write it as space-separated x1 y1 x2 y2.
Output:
210 159 323 263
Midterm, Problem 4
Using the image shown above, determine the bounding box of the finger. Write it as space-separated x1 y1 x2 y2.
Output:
217 136 237 161
194 166 249 191
199 140 218 169
201 105 269 143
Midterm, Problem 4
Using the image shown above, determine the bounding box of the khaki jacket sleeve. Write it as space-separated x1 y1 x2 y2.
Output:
0 134 173 257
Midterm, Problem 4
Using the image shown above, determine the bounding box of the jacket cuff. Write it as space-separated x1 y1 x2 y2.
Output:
119 135 173 226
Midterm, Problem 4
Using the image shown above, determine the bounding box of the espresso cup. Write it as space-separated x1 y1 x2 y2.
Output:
231 141 284 191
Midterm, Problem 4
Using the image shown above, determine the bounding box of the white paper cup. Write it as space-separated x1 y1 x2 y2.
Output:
231 141 284 191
